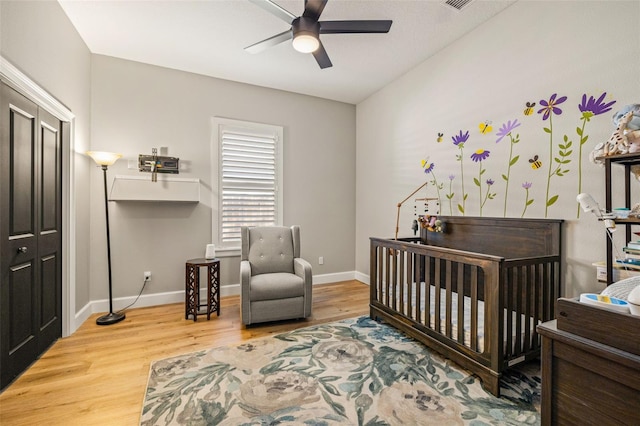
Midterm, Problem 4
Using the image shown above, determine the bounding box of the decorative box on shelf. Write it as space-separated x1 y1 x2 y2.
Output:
593 261 640 282
109 175 200 202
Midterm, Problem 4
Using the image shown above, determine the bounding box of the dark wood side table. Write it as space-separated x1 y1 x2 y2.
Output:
185 258 220 321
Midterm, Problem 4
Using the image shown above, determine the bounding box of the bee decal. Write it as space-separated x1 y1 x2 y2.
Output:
529 155 542 170
437 132 443 143
479 121 493 134
524 101 536 116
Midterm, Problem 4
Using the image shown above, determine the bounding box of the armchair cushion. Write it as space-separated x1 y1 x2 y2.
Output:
246 227 294 275
249 273 304 301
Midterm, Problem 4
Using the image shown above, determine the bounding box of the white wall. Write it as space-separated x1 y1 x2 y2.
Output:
0 0 93 314
90 55 356 304
356 0 640 297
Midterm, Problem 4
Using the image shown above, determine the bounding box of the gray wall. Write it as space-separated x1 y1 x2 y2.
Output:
1 1 355 325
0 0 93 312
90 55 356 302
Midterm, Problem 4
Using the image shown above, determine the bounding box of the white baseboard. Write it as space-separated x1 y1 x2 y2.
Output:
355 271 370 285
72 271 363 331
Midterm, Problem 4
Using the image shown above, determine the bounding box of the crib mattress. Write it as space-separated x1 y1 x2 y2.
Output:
380 284 536 353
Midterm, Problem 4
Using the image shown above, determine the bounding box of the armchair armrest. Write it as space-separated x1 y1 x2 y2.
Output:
294 257 313 317
294 257 312 284
240 260 252 290
240 260 252 323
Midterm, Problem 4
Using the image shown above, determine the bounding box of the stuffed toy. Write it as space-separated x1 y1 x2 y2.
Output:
612 104 640 131
590 105 640 164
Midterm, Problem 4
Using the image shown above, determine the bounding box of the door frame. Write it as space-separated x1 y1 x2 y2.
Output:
1 56 76 337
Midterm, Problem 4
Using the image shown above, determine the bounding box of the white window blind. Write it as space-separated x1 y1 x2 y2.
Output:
216 120 283 245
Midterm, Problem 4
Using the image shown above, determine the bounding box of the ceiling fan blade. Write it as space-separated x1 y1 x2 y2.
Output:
312 41 332 69
245 30 293 54
302 0 328 21
319 20 393 34
248 0 296 24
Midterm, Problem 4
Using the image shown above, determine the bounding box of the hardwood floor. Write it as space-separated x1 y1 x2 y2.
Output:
0 280 370 425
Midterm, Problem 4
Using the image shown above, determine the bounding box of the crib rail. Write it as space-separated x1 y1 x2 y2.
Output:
369 237 560 373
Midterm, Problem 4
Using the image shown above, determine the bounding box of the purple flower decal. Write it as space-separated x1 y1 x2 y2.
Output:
575 92 616 217
452 130 470 146
423 161 435 174
538 93 567 120
495 119 522 143
470 149 490 162
448 174 455 181
579 92 615 116
486 179 494 186
521 182 533 217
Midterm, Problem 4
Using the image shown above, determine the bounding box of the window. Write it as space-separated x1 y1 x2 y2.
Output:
212 117 283 249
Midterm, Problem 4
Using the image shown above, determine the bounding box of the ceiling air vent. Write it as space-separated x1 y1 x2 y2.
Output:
444 0 476 11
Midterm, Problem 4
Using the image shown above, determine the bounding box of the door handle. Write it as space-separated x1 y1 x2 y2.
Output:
17 247 27 254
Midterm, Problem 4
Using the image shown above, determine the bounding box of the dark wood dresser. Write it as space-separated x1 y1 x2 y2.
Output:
537 298 640 425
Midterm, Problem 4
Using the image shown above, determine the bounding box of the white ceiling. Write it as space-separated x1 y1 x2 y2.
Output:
58 0 515 104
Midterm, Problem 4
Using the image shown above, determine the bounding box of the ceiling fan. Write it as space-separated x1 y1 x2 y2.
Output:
245 0 392 69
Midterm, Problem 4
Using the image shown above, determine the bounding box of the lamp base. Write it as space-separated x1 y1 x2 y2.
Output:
96 311 126 326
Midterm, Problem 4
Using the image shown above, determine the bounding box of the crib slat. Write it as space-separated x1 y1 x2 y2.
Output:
471 266 478 351
425 256 431 327
542 261 550 320
405 251 412 318
457 262 464 344
384 249 395 306
514 266 523 356
445 260 453 338
392 250 399 312
377 247 384 302
415 255 422 324
523 264 533 353
505 267 514 357
532 262 543 352
434 259 441 334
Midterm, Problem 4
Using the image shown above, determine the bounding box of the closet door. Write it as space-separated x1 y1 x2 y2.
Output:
0 82 62 390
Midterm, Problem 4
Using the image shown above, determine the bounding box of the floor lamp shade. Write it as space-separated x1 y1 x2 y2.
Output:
87 151 125 325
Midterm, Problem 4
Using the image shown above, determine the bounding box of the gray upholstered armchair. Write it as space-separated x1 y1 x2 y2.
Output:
240 226 312 325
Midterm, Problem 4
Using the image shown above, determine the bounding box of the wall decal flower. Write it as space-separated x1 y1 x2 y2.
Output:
422 159 443 206
538 93 567 120
471 149 493 216
452 130 470 215
538 93 569 217
495 119 522 217
446 174 455 215
521 182 534 218
574 92 616 217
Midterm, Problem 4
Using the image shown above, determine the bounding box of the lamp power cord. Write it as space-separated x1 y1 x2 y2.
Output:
116 275 150 314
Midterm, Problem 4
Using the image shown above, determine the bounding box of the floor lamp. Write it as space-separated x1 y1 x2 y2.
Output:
87 151 125 325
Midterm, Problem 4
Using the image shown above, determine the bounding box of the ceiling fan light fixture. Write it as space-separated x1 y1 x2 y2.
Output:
291 16 320 53
292 33 319 53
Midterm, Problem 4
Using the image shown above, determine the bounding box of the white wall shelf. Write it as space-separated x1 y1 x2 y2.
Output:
109 175 200 202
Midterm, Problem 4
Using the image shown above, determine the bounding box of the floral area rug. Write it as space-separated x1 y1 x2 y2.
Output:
140 317 540 425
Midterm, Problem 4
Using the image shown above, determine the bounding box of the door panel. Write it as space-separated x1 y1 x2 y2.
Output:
40 120 58 232
7 259 37 380
40 255 57 328
1 83 62 389
9 104 35 237
36 108 62 353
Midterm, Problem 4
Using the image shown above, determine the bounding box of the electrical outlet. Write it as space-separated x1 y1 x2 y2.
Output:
319 256 324 265
144 271 152 281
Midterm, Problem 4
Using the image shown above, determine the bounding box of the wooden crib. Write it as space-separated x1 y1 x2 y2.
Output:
369 216 563 396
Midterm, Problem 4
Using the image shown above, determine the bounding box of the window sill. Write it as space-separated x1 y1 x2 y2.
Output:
215 246 240 258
